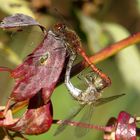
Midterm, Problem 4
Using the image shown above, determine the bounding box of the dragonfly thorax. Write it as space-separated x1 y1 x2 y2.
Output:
76 73 106 105
77 83 102 105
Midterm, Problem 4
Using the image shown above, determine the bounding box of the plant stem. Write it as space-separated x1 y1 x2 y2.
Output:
70 32 140 77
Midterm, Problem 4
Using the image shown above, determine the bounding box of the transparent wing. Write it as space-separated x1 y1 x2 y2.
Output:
74 104 94 137
54 104 85 136
94 94 125 106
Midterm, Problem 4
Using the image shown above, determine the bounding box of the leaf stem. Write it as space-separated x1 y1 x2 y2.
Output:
71 32 140 76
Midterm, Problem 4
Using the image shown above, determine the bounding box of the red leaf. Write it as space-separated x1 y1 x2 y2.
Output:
10 30 66 102
115 111 136 140
104 117 117 140
0 14 45 32
1 91 53 135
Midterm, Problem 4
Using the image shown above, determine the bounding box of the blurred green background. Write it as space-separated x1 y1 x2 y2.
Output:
0 0 140 139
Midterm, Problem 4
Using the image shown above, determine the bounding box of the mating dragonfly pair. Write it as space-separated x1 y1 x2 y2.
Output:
52 23 125 136
0 14 124 137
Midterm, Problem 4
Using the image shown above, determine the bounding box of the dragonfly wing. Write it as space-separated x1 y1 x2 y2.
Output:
74 94 125 137
75 104 94 137
94 93 125 106
54 105 84 136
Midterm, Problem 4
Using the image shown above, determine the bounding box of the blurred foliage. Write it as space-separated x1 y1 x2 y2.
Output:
0 0 140 140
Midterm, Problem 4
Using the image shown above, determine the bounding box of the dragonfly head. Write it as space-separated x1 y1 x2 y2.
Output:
85 72 106 92
94 76 106 91
53 23 66 37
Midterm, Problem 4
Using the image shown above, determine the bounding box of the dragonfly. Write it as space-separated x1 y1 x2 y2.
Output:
54 44 125 136
52 23 111 87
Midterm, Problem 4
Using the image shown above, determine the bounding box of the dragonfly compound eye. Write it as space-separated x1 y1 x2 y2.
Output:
94 77 104 91
54 23 66 33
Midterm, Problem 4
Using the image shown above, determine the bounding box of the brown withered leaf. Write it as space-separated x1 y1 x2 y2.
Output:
8 91 53 135
10 30 66 102
0 90 53 135
0 13 45 32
